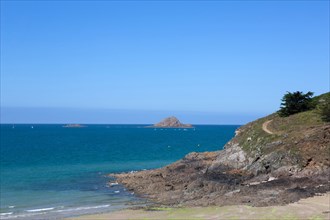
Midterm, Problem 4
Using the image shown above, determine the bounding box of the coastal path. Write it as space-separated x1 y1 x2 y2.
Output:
262 120 274 134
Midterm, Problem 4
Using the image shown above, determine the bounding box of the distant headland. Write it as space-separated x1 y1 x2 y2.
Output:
148 116 193 128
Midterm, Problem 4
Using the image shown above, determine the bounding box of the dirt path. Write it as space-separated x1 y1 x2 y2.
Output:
262 120 274 134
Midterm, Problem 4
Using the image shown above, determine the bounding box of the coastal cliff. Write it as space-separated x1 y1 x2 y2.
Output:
149 116 193 128
113 94 330 207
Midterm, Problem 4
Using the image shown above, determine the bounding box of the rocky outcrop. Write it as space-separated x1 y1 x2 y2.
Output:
150 116 193 128
113 148 329 207
112 110 330 207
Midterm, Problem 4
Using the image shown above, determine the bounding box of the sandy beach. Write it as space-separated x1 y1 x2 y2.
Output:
67 192 330 220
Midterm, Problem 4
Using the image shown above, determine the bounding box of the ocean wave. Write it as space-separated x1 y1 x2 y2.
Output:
0 212 42 219
1 205 112 219
0 212 13 216
26 207 55 212
54 204 110 213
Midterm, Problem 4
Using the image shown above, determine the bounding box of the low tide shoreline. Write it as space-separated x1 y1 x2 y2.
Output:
67 192 330 220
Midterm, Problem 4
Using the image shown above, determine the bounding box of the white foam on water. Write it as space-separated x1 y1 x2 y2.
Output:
26 207 55 212
0 204 113 219
0 212 13 216
0 212 43 219
109 182 119 186
54 204 110 213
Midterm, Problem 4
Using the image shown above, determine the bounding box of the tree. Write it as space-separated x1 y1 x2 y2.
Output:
278 91 314 117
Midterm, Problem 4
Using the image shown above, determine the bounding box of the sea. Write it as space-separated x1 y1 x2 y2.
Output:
0 124 239 219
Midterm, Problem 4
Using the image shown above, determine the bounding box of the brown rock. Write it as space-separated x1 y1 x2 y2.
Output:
150 116 193 128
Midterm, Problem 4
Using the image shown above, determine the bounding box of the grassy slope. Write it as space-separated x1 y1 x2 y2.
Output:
231 93 330 171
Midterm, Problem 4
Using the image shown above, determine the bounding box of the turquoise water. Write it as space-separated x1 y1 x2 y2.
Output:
0 124 239 219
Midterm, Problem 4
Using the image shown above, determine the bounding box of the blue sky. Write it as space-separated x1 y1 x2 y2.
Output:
1 1 329 124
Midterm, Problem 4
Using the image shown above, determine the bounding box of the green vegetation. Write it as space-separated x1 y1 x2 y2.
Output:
278 91 330 122
316 93 330 122
236 92 329 157
278 91 314 117
235 114 281 155
272 110 324 132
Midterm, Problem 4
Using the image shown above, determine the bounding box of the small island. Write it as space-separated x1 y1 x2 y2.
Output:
62 124 86 128
148 116 193 128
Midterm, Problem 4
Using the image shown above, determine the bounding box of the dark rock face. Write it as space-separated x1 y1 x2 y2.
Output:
151 116 193 128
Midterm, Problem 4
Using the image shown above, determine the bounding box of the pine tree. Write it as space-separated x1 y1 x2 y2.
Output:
278 91 314 117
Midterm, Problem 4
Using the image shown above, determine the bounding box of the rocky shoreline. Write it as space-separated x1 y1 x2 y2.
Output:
113 152 329 207
111 112 330 208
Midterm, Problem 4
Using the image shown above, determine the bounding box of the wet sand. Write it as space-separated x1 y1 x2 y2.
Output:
67 193 330 220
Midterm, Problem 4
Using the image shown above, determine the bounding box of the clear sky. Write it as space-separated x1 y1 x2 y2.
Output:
1 1 329 124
